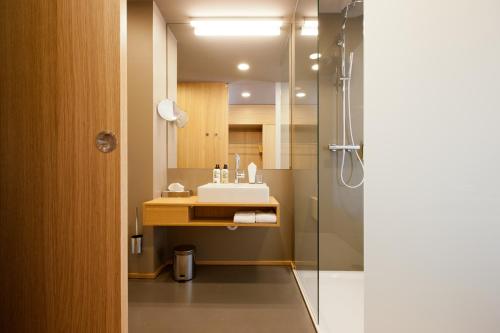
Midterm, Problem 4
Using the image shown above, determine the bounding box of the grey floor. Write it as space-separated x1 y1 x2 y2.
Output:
129 265 316 333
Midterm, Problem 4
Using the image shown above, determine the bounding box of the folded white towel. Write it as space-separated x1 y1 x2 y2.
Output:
167 182 185 192
255 211 277 223
233 211 256 223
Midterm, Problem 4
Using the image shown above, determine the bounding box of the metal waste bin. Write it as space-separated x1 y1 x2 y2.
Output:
173 245 195 281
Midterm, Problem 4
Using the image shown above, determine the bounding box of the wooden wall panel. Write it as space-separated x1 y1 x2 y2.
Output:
229 105 275 125
177 82 228 168
228 127 263 169
0 0 123 331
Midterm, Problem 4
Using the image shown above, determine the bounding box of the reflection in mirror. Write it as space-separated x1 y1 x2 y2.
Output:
168 23 291 169
157 98 189 128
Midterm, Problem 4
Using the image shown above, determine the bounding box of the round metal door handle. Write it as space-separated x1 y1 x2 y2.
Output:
96 131 117 153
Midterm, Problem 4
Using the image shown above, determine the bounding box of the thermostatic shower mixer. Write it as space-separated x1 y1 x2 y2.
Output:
328 144 360 152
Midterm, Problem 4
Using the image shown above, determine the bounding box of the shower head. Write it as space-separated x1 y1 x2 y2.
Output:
344 0 364 19
341 0 363 31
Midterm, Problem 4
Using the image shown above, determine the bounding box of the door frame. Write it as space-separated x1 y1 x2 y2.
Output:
120 0 129 331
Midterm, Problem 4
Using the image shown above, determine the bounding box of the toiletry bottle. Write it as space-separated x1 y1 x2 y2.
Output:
248 162 257 184
213 164 221 183
221 164 229 184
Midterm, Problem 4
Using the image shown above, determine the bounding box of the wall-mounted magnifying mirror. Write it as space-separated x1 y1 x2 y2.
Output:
158 99 177 121
158 98 189 128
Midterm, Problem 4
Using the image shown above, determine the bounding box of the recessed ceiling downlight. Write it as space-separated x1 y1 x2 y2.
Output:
311 63 319 71
238 63 250 71
309 53 321 60
241 92 251 98
296 92 306 98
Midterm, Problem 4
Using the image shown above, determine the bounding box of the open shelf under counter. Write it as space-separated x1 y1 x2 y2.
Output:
142 196 280 228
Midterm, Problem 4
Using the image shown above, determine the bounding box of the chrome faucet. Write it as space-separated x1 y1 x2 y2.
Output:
234 154 245 183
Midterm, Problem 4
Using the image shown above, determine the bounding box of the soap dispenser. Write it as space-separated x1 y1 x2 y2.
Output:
213 164 221 183
247 162 257 184
221 164 229 184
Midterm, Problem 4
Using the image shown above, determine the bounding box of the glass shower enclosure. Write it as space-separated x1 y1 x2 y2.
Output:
292 0 364 332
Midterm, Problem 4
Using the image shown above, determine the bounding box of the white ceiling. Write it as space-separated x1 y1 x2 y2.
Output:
228 81 276 105
169 23 290 83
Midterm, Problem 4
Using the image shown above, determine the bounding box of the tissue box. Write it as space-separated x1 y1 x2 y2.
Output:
161 190 192 198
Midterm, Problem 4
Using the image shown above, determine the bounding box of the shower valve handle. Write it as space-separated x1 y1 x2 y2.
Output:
328 144 361 152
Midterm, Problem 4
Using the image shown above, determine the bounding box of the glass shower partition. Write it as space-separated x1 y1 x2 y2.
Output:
292 0 320 325
316 2 364 331
318 3 364 271
293 0 364 331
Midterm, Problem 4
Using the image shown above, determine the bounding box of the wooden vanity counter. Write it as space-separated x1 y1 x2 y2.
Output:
143 196 280 227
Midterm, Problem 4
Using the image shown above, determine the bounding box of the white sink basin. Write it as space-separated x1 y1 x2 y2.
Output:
197 183 270 203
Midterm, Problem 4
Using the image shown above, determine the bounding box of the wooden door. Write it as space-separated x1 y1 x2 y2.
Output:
177 83 209 168
205 83 229 167
0 0 125 331
177 82 228 168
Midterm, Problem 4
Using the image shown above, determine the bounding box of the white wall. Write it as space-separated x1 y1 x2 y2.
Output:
127 0 169 273
127 0 155 273
365 1 500 332
166 26 178 168
152 1 167 198
279 81 291 169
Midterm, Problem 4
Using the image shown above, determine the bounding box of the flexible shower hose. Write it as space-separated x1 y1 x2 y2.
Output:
340 51 365 189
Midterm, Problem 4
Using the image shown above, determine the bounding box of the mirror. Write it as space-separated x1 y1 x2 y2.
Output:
157 99 177 121
168 23 291 169
157 98 189 128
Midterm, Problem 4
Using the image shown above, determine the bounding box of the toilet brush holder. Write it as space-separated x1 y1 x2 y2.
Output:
130 207 143 255
131 234 143 255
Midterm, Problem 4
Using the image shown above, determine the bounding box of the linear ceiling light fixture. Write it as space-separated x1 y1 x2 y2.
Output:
301 19 318 36
190 19 283 36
